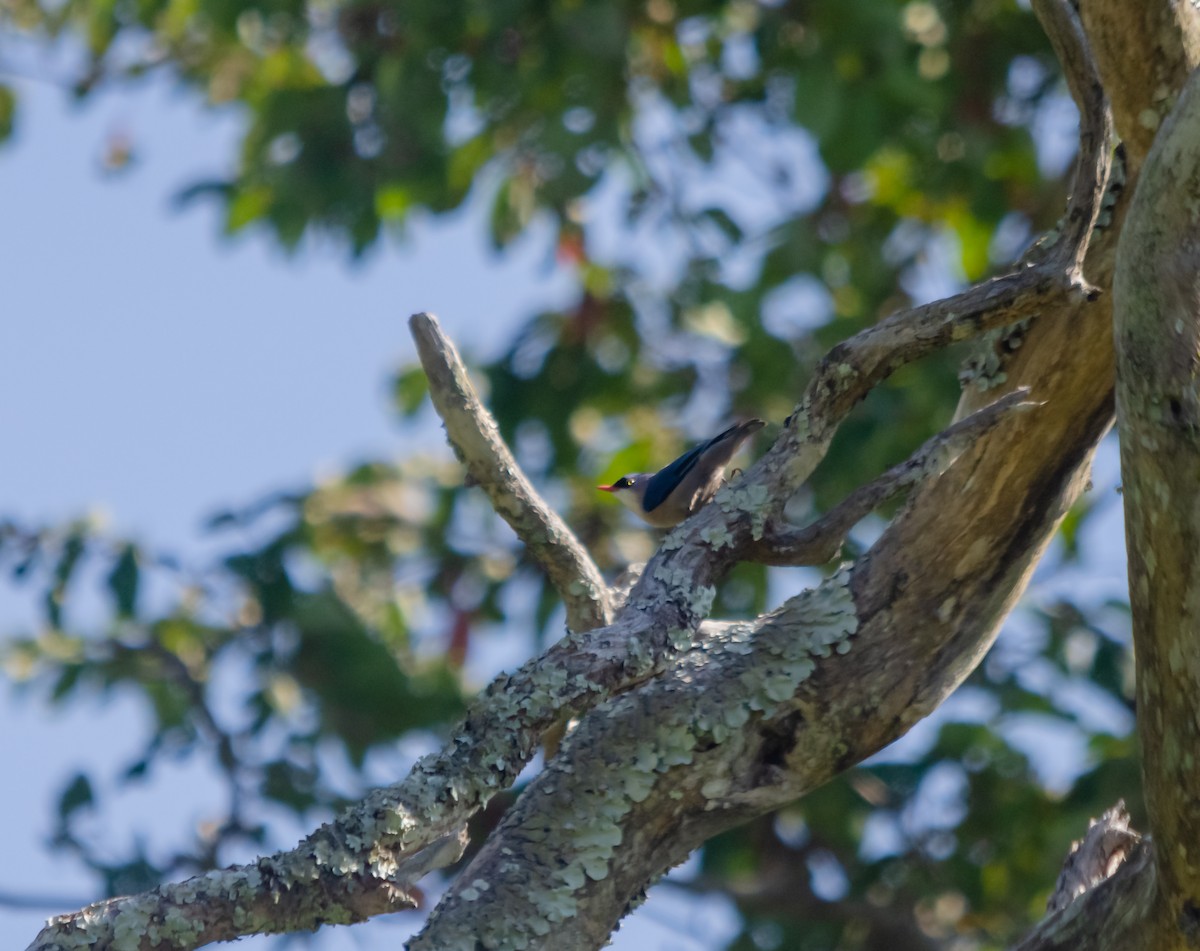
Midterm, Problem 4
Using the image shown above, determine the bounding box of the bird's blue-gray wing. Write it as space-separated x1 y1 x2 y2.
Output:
641 443 706 513
641 420 760 517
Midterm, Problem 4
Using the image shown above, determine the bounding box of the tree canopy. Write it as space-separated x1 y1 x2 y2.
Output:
4 0 1192 949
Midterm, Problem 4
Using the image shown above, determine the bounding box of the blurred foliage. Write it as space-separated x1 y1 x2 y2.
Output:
0 83 15 142
0 0 1137 947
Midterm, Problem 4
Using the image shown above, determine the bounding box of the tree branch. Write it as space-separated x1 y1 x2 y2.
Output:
1030 0 1112 281
27 830 467 951
25 260 1113 951
406 5 1127 940
748 389 1037 566
1012 852 1155 951
410 311 614 632
409 569 863 950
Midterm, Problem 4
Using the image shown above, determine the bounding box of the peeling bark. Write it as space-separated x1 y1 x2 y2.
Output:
1046 802 1141 914
1013 842 1156 951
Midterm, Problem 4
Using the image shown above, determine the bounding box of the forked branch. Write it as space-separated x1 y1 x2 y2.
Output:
749 389 1037 566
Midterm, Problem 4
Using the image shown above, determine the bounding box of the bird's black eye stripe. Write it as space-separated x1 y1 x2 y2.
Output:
615 476 632 488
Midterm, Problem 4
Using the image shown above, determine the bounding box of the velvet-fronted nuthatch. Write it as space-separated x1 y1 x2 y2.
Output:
597 418 766 527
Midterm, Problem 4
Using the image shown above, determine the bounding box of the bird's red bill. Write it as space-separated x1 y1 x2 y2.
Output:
596 484 617 492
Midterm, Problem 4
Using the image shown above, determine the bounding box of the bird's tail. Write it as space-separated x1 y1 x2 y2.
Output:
713 418 766 444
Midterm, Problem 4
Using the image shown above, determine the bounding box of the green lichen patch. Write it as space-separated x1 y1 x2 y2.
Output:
715 482 771 538
699 523 734 550
689 585 717 618
661 527 687 550
652 562 695 590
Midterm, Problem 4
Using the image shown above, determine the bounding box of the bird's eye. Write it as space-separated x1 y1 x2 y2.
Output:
616 476 632 488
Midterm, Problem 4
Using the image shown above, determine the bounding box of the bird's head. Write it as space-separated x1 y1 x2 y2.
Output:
596 474 650 514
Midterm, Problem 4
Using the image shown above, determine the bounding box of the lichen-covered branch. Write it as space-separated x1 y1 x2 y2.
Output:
410 311 613 632
27 830 466 951
27 259 1108 951
25 589 731 951
409 7 1127 941
411 329 1113 948
24 214 1118 951
1113 63 1200 949
405 66 1122 931
410 315 1098 948
410 569 862 950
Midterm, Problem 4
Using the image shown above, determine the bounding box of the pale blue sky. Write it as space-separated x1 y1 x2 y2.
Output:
0 74 577 555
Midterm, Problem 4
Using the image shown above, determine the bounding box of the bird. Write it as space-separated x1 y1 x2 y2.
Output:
597 419 766 527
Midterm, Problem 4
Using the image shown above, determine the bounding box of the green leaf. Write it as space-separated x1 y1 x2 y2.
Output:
45 531 86 629
226 185 272 233
107 544 139 618
700 207 743 243
290 591 464 763
262 759 319 814
50 664 84 704
0 85 15 144
58 772 94 821
391 365 429 417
